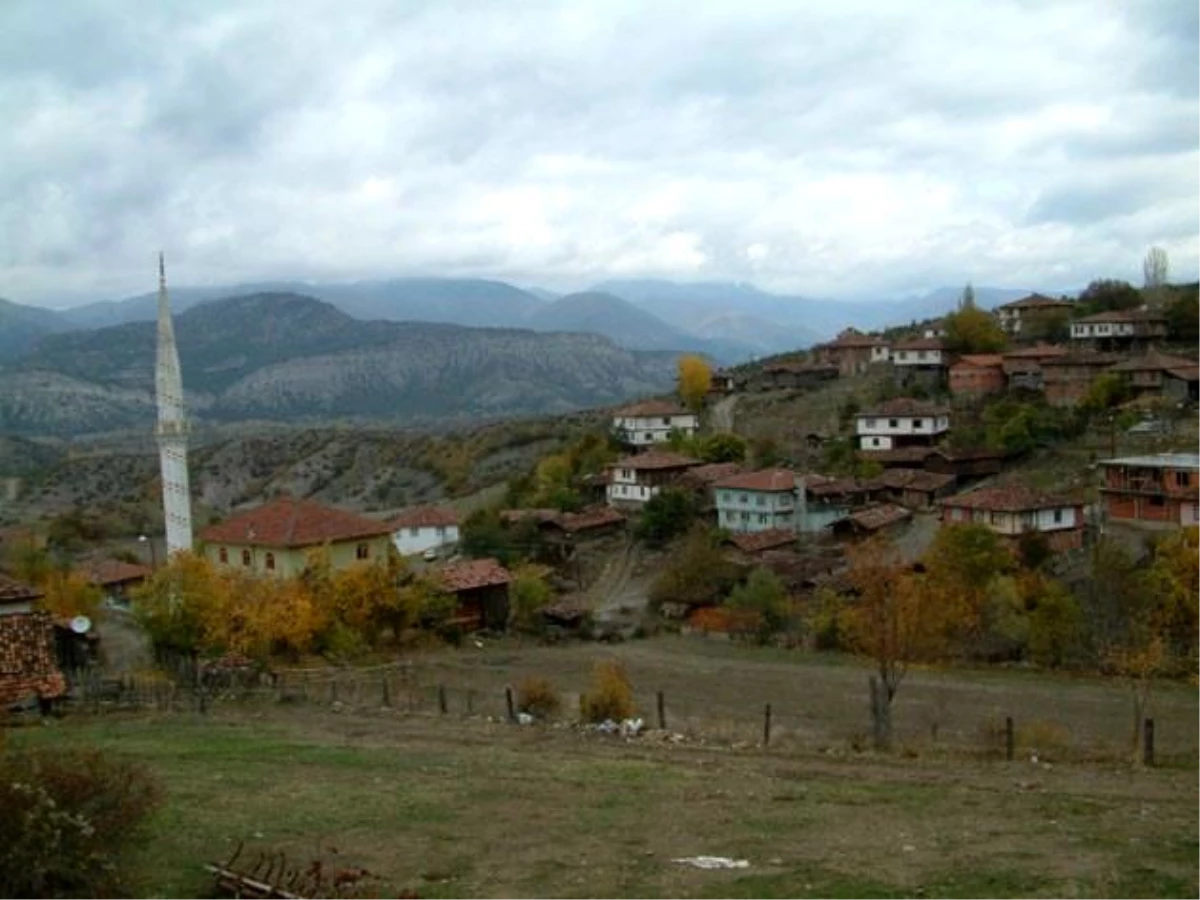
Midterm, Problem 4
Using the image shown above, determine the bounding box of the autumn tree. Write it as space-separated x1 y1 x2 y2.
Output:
133 552 227 657
677 355 712 412
840 537 958 749
509 563 553 633
943 304 1007 354
649 526 740 612
39 571 103 621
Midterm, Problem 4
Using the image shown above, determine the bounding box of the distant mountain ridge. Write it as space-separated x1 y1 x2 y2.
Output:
0 293 682 436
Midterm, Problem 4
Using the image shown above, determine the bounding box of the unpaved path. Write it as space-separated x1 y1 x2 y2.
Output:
709 394 739 432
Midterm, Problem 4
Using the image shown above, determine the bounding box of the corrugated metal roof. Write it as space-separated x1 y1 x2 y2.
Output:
1100 453 1200 470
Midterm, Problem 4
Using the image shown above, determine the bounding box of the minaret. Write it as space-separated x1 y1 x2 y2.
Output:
155 252 193 554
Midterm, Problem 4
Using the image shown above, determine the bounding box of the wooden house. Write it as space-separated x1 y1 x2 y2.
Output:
430 558 513 631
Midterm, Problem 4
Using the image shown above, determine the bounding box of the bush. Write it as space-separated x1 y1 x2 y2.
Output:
580 660 635 723
0 746 161 897
517 676 562 720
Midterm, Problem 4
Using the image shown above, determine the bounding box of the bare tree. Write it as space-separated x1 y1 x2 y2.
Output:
1143 246 1169 289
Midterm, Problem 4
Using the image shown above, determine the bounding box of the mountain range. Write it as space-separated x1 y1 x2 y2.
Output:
0 293 686 436
0 276 1036 366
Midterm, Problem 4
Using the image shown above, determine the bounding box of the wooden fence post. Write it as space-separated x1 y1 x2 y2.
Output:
1005 716 1015 761
1143 718 1155 767
505 686 516 722
656 690 666 731
381 673 392 707
467 689 475 716
763 703 772 747
330 680 338 705
438 684 448 715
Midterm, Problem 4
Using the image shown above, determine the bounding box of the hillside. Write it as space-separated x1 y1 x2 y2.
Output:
0 297 73 362
0 293 680 436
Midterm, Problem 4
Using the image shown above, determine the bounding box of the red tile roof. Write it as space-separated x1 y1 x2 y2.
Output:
859 446 940 464
939 485 1081 512
678 462 745 487
549 507 626 533
996 294 1074 311
612 452 701 471
77 558 152 586
614 400 692 417
726 529 797 554
1002 343 1069 360
878 468 956 492
0 573 43 604
1110 350 1197 373
1075 307 1167 324
433 558 513 592
764 361 839 375
198 495 393 548
714 468 797 492
1167 365 1200 383
1041 351 1122 367
858 397 949 418
500 508 560 524
840 504 912 532
952 354 1004 368
892 337 945 351
387 505 459 529
822 329 886 349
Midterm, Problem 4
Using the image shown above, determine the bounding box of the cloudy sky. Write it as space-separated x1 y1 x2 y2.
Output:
2 0 1197 306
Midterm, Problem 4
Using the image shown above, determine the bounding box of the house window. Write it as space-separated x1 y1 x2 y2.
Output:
644 433 653 441
756 495 766 506
740 494 748 504
1175 471 1191 487
437 526 446 537
758 514 768 524
219 547 228 563
265 552 275 571
889 419 898 428
661 417 670 425
1053 510 1063 524
740 512 749 522
913 419 924 429
356 543 370 559
241 549 251 566
410 527 419 537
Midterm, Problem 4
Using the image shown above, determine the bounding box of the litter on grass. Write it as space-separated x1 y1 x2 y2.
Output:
673 856 750 870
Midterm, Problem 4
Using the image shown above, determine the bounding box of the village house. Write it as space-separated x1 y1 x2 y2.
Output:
723 529 797 558
755 361 839 391
993 294 1074 338
78 558 152 608
855 398 950 451
796 475 867 533
1108 350 1199 403
876 468 957 509
938 485 1086 551
827 503 912 541
430 558 512 631
924 447 1008 480
707 369 738 395
948 354 1006 399
0 574 67 709
611 400 698 448
605 452 701 507
536 507 627 561
813 329 889 376
676 462 745 520
889 336 948 389
199 495 394 577
387 505 459 559
1098 452 1200 529
713 469 799 533
1069 308 1168 353
1041 351 1121 406
1001 343 1069 392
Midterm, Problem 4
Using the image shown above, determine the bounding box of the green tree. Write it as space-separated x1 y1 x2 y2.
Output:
960 282 977 309
1164 284 1199 342
1025 577 1083 668
1075 279 1142 316
726 567 790 643
509 563 554 633
943 305 1007 353
635 488 697 547
649 526 741 611
698 432 747 463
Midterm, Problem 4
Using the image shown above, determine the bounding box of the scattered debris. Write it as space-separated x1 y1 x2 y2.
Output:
516 712 534 725
673 856 750 870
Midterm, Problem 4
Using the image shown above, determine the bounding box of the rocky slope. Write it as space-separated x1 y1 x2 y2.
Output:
0 293 680 436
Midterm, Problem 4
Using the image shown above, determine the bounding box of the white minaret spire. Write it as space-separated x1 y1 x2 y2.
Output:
155 252 193 554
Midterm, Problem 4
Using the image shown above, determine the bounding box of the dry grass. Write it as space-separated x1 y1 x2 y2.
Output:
7 638 1197 898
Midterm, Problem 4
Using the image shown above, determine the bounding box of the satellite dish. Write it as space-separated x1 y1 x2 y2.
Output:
70 616 92 635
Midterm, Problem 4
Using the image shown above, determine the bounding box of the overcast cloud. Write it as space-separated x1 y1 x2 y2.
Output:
1 0 1197 306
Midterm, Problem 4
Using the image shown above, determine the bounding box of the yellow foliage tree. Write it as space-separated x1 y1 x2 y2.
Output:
676 355 712 412
132 552 228 656
39 571 103 621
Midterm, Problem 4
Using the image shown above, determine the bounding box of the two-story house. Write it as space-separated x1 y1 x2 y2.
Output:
1099 452 1199 528
856 398 950 451
1109 350 1198 402
994 294 1074 338
948 354 1005 398
713 469 799 533
1001 343 1068 392
813 329 889 376
605 452 700 507
890 337 946 369
1069 308 1168 353
199 495 394 577
387 505 459 559
938 485 1085 551
611 400 698 448
1041 351 1120 406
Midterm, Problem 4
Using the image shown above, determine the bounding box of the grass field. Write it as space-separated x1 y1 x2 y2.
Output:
8 639 1198 898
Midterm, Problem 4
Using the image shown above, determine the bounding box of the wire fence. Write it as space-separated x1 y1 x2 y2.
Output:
52 662 1185 768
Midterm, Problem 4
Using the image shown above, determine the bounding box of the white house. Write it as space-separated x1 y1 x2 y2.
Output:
870 343 891 364
606 452 700 507
938 485 1085 551
612 400 698 447
713 469 799 533
387 505 460 558
994 294 1074 335
890 337 946 368
856 399 950 451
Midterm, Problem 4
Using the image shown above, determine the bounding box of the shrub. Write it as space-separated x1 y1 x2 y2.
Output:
517 676 561 720
580 660 635 723
0 746 161 897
